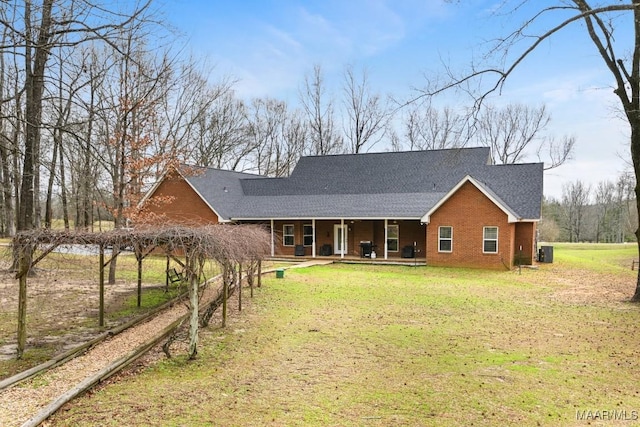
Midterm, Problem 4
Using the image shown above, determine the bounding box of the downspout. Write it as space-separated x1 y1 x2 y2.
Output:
270 219 275 257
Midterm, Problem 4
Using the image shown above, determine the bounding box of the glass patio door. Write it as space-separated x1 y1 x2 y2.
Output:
333 224 348 255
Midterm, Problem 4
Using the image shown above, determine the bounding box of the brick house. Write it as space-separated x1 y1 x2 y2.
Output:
139 147 543 269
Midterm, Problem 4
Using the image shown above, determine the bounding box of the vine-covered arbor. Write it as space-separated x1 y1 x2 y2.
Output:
12 225 271 359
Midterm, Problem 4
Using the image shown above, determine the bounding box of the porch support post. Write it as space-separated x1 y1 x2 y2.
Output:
312 219 316 258
384 218 388 259
270 219 275 257
341 218 345 259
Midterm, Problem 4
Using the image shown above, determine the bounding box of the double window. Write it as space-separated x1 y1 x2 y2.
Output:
283 224 294 246
438 226 452 252
483 226 498 253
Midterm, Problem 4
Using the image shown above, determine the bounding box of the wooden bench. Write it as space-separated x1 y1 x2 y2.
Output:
167 267 184 284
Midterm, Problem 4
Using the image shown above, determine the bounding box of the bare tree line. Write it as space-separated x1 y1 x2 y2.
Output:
0 1 576 237
540 171 637 243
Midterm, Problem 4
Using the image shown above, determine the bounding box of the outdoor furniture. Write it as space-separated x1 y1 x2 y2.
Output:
167 268 184 284
402 245 415 258
360 241 373 258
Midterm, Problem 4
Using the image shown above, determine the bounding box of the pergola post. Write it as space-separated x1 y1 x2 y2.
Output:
165 255 170 292
99 244 105 327
238 262 243 311
16 245 31 359
187 252 199 359
249 260 255 298
222 264 228 328
136 249 143 308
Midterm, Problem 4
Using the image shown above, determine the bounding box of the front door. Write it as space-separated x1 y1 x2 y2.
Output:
334 224 348 255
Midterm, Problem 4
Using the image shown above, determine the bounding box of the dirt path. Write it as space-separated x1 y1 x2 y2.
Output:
0 278 226 427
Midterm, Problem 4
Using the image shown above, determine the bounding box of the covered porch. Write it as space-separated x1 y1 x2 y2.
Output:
265 218 427 261
270 253 427 265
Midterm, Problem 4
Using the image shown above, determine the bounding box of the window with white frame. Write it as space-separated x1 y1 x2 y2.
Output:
303 224 314 246
483 226 498 253
283 224 295 246
438 226 452 252
387 224 399 252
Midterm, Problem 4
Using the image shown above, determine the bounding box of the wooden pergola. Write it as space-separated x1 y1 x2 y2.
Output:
12 225 271 359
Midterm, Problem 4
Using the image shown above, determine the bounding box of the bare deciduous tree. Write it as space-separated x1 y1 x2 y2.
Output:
280 108 308 176
476 103 575 169
247 97 287 177
300 64 343 155
0 0 154 232
153 62 237 174
561 180 591 243
342 65 389 153
403 102 468 151
0 11 17 237
594 180 616 242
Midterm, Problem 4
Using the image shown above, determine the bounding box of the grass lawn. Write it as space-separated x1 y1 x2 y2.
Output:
50 244 640 426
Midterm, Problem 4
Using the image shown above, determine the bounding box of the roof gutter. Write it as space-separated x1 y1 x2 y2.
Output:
231 216 423 221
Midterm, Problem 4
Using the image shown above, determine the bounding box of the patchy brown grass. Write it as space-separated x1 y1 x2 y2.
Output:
0 249 280 379
0 251 191 377
46 244 640 426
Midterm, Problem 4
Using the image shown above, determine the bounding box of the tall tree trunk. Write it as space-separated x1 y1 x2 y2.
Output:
631 122 640 301
58 139 69 230
0 30 14 237
79 79 96 231
19 0 54 231
0 137 14 236
44 131 59 228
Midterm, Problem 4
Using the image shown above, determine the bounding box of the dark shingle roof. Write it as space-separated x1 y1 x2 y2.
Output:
179 166 265 221
241 147 492 195
179 147 543 221
233 192 448 219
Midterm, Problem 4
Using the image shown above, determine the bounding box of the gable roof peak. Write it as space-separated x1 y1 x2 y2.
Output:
421 175 520 224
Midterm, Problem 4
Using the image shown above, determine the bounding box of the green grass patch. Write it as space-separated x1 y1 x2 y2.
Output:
48 219 114 231
543 242 638 273
105 287 177 321
50 250 640 426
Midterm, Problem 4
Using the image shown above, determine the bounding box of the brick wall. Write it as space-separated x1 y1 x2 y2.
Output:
273 220 306 256
514 222 536 265
140 172 219 225
426 181 514 269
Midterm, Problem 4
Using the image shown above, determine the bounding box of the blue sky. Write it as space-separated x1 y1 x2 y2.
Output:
161 0 633 199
